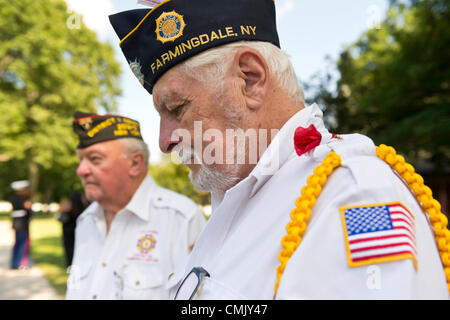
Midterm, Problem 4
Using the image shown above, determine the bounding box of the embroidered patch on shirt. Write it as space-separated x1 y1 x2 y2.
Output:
137 233 156 254
340 202 417 270
128 230 159 263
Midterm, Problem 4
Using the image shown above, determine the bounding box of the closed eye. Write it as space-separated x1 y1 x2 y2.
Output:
171 101 189 120
172 105 183 116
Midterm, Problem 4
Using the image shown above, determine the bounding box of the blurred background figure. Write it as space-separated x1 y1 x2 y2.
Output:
9 180 33 270
58 190 90 267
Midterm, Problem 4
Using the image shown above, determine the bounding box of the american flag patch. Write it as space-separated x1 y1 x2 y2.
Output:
340 202 417 269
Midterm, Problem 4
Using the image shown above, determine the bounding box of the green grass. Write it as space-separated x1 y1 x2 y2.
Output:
1 211 69 297
29 213 68 298
0 211 10 221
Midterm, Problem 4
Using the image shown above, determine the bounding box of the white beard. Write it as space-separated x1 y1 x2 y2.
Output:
175 144 241 196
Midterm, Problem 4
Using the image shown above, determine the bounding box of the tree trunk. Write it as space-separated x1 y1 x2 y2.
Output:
28 159 39 201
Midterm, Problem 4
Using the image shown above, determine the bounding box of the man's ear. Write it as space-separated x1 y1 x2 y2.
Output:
128 152 146 177
234 48 269 110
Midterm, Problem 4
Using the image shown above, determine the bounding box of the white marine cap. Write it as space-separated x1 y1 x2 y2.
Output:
10 180 30 191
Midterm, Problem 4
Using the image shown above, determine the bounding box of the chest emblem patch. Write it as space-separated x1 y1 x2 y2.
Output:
137 233 157 254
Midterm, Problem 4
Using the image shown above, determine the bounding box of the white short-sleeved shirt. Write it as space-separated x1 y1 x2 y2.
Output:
65 174 206 300
167 104 449 300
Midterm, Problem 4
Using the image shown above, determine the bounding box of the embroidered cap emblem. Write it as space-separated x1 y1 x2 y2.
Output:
155 11 186 43
129 59 145 85
137 234 156 254
78 117 93 130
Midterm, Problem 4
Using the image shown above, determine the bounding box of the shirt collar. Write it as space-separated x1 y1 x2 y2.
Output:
78 175 154 241
248 103 327 197
81 201 101 218
82 174 156 222
123 174 156 222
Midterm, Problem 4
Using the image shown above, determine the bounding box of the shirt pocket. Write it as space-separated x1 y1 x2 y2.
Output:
122 263 165 300
66 259 93 298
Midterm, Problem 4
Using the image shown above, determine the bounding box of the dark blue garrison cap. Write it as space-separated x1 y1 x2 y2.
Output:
109 0 279 94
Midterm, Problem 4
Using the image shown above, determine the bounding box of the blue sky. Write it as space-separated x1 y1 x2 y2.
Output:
65 0 389 163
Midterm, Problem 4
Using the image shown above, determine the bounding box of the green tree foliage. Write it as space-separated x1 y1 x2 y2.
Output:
305 0 449 171
149 156 211 207
0 0 121 200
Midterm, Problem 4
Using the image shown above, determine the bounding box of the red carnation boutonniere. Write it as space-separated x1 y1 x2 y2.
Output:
294 124 322 157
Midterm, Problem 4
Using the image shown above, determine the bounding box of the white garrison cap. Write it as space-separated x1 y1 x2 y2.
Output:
10 180 30 191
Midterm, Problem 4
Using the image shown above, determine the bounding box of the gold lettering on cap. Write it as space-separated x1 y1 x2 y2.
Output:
169 46 181 59
241 25 257 36
150 25 257 75
226 27 235 37
191 37 200 47
87 118 116 138
210 31 220 41
161 52 170 64
199 34 209 45
114 122 141 137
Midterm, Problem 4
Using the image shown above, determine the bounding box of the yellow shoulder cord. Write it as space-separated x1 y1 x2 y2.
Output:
274 144 450 299
274 151 342 297
376 144 450 293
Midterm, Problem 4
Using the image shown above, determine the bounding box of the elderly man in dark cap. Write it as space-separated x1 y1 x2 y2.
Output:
109 0 450 299
65 111 206 300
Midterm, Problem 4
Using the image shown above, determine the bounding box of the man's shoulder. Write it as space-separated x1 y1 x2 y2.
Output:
289 133 394 191
328 133 398 191
152 185 203 220
322 133 377 162
281 133 393 190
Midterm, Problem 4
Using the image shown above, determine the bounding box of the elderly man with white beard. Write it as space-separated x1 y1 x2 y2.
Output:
109 0 450 299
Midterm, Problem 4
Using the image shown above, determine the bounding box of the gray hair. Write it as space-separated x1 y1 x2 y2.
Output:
180 41 304 104
120 138 150 167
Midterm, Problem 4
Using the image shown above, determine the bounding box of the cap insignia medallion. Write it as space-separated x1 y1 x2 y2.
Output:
155 11 186 44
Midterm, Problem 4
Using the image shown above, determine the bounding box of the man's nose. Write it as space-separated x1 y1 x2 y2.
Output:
76 159 90 177
159 117 183 153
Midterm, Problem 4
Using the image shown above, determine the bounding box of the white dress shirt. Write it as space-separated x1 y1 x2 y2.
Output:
65 174 206 300
167 104 449 300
